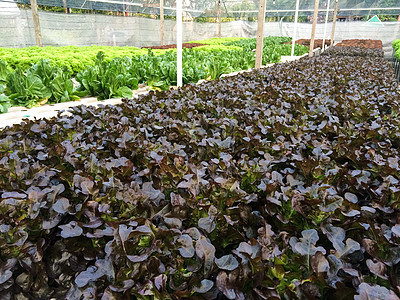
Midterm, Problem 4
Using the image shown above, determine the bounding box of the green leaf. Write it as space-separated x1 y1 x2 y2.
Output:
117 86 133 99
6 69 51 108
0 60 9 85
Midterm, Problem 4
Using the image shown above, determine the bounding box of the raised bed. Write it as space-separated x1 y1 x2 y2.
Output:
0 47 399 299
393 40 400 82
393 54 400 82
335 39 383 50
322 46 384 57
0 36 309 114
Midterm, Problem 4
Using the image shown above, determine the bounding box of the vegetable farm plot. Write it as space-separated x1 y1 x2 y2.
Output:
393 39 400 82
395 39 400 60
0 46 399 299
0 37 309 114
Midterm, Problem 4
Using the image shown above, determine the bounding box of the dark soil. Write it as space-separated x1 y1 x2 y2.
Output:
141 43 206 50
335 39 383 50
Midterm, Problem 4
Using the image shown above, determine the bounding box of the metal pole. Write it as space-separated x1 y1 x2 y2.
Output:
30 0 43 47
291 0 300 57
255 0 266 69
322 0 331 50
309 0 320 57
330 0 338 46
160 0 164 46
177 0 183 87
218 0 222 38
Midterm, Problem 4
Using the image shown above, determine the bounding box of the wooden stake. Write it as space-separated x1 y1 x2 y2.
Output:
62 0 68 13
330 0 339 46
217 0 222 38
309 0 319 57
255 0 266 69
30 0 43 47
160 0 164 46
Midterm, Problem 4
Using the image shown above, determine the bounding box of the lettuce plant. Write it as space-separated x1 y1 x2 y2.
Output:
0 47 399 299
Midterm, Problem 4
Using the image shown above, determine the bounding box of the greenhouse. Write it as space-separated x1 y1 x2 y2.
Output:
0 0 400 299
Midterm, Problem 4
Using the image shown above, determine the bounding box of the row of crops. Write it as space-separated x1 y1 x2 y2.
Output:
393 39 400 82
0 36 309 113
0 46 399 298
394 39 400 59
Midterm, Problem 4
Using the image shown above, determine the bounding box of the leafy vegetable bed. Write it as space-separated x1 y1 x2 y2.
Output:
223 36 308 64
322 46 384 58
1 47 399 299
0 45 152 74
0 36 309 113
393 39 400 60
393 40 400 82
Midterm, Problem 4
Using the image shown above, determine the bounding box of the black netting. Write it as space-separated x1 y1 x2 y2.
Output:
5 0 400 17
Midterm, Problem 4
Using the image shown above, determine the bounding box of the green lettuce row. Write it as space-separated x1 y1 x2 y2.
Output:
0 37 309 110
393 39 400 60
0 37 306 75
1 58 89 109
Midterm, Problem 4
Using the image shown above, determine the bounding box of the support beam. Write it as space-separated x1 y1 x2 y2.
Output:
309 0 320 57
160 0 164 46
176 0 183 87
30 0 43 47
322 0 331 50
330 0 339 46
255 0 266 69
291 0 300 57
217 0 222 38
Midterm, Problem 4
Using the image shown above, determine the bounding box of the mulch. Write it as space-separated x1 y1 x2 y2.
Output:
335 39 383 50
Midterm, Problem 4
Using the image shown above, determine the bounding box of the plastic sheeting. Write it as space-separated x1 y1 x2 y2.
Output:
0 7 399 58
0 7 255 48
4 0 400 17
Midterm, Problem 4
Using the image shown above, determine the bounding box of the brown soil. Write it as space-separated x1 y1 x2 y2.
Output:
335 39 383 50
142 43 206 50
285 39 331 50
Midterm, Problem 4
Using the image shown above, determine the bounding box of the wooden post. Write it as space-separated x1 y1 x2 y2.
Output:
160 0 164 46
309 0 319 57
30 0 43 47
62 0 68 13
255 0 266 69
217 0 222 38
330 0 339 46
